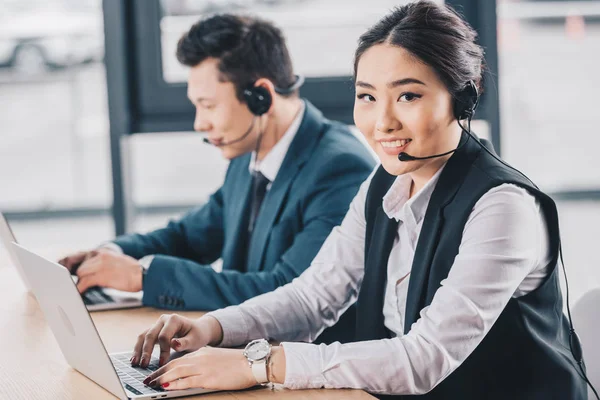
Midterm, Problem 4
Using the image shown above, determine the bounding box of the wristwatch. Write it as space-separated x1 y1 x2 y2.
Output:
243 339 272 384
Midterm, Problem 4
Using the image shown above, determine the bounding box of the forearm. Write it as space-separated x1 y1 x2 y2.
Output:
209 246 364 347
114 196 226 263
113 227 191 261
142 255 307 311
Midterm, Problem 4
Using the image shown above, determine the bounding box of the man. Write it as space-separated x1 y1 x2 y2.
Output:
59 14 375 312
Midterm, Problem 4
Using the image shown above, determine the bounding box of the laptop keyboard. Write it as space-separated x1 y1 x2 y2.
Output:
82 287 114 305
110 353 165 395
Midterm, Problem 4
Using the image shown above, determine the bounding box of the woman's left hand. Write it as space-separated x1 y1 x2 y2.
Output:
143 347 256 391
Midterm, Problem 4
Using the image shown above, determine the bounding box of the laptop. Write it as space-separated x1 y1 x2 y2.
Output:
11 243 215 399
0 212 142 311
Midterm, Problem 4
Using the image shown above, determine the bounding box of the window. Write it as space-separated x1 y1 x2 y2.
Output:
497 0 600 303
497 0 600 192
127 0 446 131
0 0 110 212
160 0 445 82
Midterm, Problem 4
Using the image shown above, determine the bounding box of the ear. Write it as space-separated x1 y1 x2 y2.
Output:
252 78 277 115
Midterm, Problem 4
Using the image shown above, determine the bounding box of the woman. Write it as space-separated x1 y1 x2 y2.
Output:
130 1 587 398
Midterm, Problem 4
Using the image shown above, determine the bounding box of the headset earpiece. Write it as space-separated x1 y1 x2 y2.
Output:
243 85 272 116
453 80 479 121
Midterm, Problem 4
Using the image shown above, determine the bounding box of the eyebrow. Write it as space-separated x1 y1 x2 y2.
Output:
355 78 426 90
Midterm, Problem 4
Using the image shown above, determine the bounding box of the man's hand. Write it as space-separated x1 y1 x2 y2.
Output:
58 250 96 273
131 314 224 368
74 250 143 293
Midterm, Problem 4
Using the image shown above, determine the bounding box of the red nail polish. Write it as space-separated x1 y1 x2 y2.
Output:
162 382 170 388
173 339 181 348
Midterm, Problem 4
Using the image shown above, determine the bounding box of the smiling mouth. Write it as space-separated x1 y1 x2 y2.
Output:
380 139 412 148
378 138 412 155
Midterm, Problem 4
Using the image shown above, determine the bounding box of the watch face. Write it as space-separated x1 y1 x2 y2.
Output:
245 340 270 361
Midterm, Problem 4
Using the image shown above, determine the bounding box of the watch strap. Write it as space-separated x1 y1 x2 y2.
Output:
251 359 269 384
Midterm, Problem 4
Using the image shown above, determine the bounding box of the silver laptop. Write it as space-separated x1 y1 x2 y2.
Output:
0 212 142 311
11 243 214 399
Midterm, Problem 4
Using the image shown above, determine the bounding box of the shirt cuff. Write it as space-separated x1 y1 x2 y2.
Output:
138 255 155 271
205 307 250 348
98 242 124 254
280 342 327 389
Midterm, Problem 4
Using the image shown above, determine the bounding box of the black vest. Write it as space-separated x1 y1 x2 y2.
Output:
355 135 587 399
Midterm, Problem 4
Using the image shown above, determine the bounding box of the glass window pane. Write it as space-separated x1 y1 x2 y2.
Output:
0 0 109 211
130 133 228 207
160 0 445 83
497 0 600 191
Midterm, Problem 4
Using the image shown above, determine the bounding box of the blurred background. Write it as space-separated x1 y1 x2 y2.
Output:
1 0 599 304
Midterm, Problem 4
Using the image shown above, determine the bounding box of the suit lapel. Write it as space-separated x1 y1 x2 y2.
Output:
246 101 326 272
403 134 483 333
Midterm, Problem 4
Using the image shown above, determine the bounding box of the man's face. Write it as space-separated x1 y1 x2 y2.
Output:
188 58 259 160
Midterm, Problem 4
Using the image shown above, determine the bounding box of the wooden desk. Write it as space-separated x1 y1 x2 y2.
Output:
0 265 374 400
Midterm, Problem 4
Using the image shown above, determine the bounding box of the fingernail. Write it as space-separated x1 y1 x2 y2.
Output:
143 377 150 385
140 357 145 366
162 382 170 388
130 356 135 364
173 339 181 348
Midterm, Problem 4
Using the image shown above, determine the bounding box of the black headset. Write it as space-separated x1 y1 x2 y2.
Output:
242 74 305 116
453 80 479 121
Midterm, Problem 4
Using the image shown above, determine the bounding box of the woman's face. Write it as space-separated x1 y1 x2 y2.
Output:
353 44 460 176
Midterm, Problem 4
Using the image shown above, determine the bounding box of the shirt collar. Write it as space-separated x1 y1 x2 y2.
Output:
249 101 306 182
382 163 447 224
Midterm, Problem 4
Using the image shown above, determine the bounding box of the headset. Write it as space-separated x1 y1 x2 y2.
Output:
399 80 599 399
203 74 305 147
243 74 305 117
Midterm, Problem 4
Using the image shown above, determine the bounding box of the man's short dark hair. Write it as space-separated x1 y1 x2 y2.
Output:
177 14 297 101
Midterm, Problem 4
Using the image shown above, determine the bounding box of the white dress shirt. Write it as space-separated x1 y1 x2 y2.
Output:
208 164 552 395
104 102 306 269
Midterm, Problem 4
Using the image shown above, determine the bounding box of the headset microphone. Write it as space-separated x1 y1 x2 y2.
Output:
202 117 257 147
398 136 470 162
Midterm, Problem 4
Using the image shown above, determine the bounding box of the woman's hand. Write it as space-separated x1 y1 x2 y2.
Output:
143 347 257 391
131 314 223 368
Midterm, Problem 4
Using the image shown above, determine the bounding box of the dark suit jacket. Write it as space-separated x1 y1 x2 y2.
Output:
113 100 376 310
